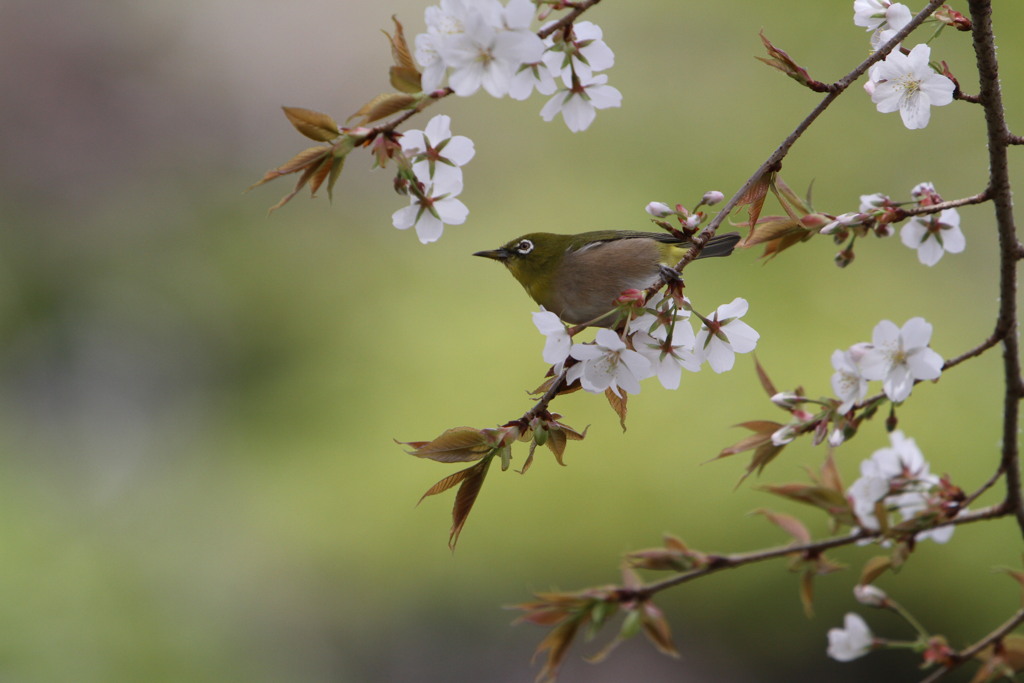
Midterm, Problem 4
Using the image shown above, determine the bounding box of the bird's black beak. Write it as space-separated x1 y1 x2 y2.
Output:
473 247 510 262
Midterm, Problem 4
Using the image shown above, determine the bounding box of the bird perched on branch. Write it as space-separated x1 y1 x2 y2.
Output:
474 230 741 326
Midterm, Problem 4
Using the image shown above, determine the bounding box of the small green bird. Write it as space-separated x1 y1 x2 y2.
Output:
474 230 741 326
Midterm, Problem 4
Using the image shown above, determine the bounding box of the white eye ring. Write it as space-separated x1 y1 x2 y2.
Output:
515 239 534 255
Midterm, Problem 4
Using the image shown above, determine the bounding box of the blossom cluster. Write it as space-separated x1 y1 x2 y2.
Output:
534 295 759 397
846 430 955 543
832 316 943 408
824 182 965 266
392 114 475 243
854 2 955 129
414 0 621 132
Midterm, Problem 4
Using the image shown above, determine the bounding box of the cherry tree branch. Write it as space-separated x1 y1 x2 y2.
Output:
538 0 604 39
917 607 1024 682
674 0 948 271
619 502 1007 603
967 0 1024 535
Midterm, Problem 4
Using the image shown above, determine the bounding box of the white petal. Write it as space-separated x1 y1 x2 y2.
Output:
704 339 737 373
560 95 596 132
435 196 469 225
539 90 568 122
941 224 966 254
900 219 927 249
444 135 476 166
900 317 933 348
722 320 759 353
400 130 427 154
907 347 943 380
392 203 420 230
871 319 900 348
916 238 944 265
898 90 931 130
883 363 914 402
415 213 445 244
716 297 750 319
424 114 453 143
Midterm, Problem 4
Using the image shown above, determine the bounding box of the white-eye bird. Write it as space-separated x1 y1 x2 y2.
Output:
473 230 741 326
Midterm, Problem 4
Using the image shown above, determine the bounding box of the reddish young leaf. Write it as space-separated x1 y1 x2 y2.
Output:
282 106 341 142
860 555 893 585
390 65 423 94
306 155 335 197
758 482 856 525
533 617 583 683
248 145 331 191
351 92 418 124
418 466 477 504
383 15 417 71
641 602 680 658
799 569 816 618
751 508 811 544
401 426 491 463
605 388 628 431
738 169 774 242
448 457 491 549
753 356 777 398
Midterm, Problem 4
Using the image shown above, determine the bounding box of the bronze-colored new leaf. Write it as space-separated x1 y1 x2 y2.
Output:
605 388 627 431
533 617 583 683
402 426 492 463
738 169 774 243
418 466 477 504
640 602 680 658
753 355 777 398
448 457 491 549
248 145 331 191
384 15 417 71
759 482 857 526
282 106 341 142
390 65 423 94
859 555 893 585
751 508 811 545
351 92 419 125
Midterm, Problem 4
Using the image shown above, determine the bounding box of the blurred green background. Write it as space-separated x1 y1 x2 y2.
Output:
2 0 1023 681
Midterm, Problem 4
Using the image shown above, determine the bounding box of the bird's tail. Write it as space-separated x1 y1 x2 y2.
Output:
696 231 742 259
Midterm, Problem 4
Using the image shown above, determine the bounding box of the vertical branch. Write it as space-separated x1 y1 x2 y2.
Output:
967 0 1024 533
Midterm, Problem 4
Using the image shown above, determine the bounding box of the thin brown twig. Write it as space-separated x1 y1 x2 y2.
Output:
894 190 991 219
671 0 948 275
538 0 604 39
628 502 1007 601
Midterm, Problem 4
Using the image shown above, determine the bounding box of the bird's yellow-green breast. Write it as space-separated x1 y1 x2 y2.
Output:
474 230 740 326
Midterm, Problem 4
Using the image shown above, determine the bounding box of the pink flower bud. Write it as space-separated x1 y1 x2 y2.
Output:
854 584 888 607
614 289 646 307
645 202 674 218
702 190 725 206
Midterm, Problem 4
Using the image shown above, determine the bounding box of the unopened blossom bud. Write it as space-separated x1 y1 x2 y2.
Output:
820 212 862 235
645 202 674 218
771 424 797 446
702 190 725 206
800 213 832 230
847 342 872 364
614 289 646 307
771 392 803 409
835 248 855 268
683 214 701 230
854 584 888 607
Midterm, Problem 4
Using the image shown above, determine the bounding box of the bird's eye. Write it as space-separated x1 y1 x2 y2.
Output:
515 239 534 255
